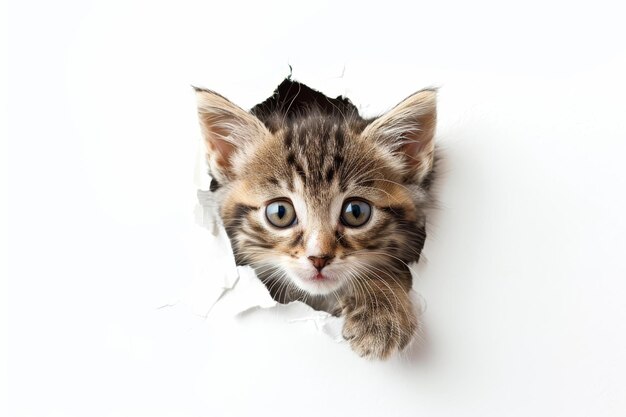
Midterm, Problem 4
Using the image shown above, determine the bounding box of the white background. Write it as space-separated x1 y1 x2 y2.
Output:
5 0 626 416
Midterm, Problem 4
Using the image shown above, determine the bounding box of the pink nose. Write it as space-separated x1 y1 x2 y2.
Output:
308 255 333 271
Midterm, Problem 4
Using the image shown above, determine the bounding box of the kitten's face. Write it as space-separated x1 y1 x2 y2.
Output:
195 81 436 299
220 118 426 295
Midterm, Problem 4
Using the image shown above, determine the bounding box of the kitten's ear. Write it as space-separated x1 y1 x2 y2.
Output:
195 87 270 182
363 89 437 183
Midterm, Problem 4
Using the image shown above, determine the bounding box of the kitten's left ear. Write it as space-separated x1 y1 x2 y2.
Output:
194 87 271 183
363 89 437 183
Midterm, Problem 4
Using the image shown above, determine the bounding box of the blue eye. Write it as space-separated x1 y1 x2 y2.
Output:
341 200 372 227
265 200 297 228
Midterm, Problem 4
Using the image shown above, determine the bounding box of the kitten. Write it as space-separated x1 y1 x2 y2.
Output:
195 78 436 359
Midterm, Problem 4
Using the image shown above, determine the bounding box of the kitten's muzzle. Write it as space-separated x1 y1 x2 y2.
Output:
308 255 333 271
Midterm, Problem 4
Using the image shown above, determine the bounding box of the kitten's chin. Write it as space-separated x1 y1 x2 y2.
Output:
287 271 343 296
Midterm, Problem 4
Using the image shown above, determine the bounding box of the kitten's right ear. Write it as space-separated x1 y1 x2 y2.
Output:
362 89 437 184
194 87 270 182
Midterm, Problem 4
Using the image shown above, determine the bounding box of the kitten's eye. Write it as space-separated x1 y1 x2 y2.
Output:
265 200 297 228
340 200 372 227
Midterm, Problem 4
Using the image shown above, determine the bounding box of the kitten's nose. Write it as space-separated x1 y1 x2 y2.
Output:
308 255 333 271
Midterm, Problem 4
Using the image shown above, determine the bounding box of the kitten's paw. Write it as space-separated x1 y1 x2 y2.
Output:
341 297 418 360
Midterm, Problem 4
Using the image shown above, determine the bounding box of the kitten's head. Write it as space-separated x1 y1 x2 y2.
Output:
195 79 436 297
